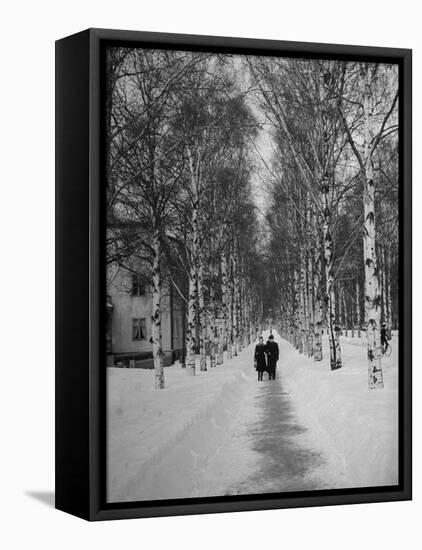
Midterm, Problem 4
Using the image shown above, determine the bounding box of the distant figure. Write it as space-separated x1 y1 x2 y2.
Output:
266 334 279 380
254 336 267 381
380 323 390 353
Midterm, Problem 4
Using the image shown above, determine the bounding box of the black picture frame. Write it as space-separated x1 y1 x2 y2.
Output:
55 28 412 521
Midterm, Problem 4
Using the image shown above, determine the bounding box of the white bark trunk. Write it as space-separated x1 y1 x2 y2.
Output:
319 67 342 368
386 250 392 329
186 203 199 376
356 279 361 338
227 261 233 359
218 254 228 363
301 258 309 356
232 252 239 356
198 260 207 371
209 270 217 367
380 245 387 325
313 233 323 361
323 179 342 370
362 68 384 389
294 270 303 353
364 172 383 388
306 240 314 358
152 229 164 389
342 286 348 337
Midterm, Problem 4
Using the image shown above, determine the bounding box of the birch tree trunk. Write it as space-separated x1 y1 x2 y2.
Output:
249 295 255 345
181 295 187 367
232 252 239 356
356 279 361 338
218 254 229 363
217 326 224 364
386 249 393 330
380 245 388 325
241 279 247 347
342 286 348 337
363 169 383 388
244 280 251 347
198 259 207 371
362 68 384 389
237 267 244 351
322 180 342 370
209 270 217 367
306 212 314 357
320 75 342 370
151 228 164 389
301 256 309 356
186 202 199 376
227 261 233 359
294 270 303 353
313 227 323 361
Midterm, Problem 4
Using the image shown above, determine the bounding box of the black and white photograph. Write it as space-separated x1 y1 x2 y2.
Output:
1 0 419 543
105 45 402 504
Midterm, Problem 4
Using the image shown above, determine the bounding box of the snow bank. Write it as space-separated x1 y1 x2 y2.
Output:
107 345 257 502
277 331 399 489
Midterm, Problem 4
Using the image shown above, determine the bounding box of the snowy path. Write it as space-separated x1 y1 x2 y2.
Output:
107 331 398 502
197 336 335 497
225 375 328 494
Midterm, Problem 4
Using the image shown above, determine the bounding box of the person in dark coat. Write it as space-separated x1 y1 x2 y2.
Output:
254 336 267 381
380 323 390 354
265 334 279 380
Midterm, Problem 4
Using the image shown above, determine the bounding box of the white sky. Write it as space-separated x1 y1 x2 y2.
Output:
230 55 275 224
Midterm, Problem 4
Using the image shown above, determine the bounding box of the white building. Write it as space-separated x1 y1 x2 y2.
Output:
107 265 184 368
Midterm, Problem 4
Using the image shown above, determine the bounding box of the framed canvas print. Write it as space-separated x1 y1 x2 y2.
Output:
55 28 412 521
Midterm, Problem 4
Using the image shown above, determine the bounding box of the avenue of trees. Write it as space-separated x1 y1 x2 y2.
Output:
106 48 399 390
106 49 263 388
249 57 398 389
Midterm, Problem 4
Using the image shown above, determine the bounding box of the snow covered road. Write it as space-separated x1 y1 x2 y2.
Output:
198 371 331 497
107 331 399 502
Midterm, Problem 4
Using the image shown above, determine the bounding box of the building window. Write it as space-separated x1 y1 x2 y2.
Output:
132 273 146 296
132 318 147 341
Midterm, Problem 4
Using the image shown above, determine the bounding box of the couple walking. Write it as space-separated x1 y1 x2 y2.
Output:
254 334 279 381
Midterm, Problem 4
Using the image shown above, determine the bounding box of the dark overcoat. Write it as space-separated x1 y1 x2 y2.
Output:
266 340 279 371
254 343 267 372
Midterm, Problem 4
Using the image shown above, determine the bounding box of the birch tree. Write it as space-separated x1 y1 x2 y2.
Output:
337 62 398 388
248 57 347 369
169 57 258 375
105 48 201 389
